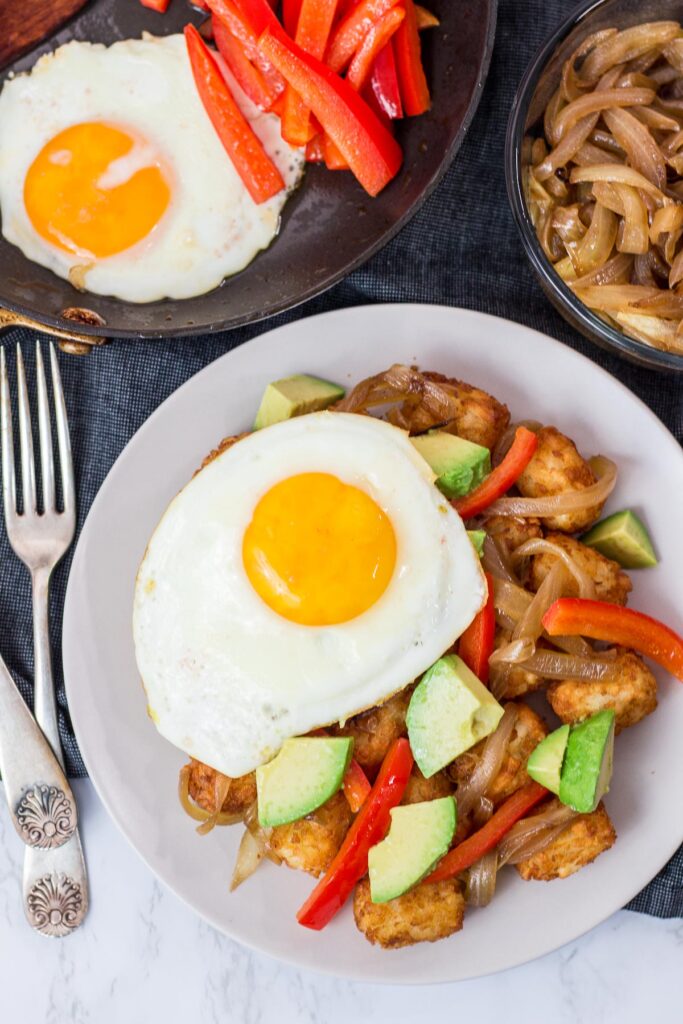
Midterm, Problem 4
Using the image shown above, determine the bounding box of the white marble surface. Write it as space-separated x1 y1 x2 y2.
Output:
0 779 679 1024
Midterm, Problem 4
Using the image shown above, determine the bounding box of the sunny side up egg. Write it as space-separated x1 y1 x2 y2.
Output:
0 34 304 303
133 413 487 778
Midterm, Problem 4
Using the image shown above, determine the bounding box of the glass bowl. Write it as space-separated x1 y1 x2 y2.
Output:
505 0 683 373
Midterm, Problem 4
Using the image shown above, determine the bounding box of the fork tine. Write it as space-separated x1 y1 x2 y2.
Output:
0 348 17 524
49 343 75 515
35 343 55 512
16 344 37 515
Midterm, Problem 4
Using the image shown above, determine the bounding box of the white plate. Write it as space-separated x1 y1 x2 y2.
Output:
63 305 683 984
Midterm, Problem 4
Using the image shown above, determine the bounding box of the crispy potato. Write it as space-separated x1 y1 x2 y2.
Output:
391 371 509 449
515 800 616 880
448 702 548 805
187 759 256 816
547 648 657 732
483 514 543 555
516 426 604 532
353 877 465 948
402 766 453 805
332 688 412 770
491 629 546 700
194 433 248 476
529 532 632 606
269 792 352 877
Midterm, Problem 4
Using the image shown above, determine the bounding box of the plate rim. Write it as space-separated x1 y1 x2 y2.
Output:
63 303 683 983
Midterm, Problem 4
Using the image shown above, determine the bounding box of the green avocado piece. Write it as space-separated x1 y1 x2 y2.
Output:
559 710 615 814
254 374 345 430
256 737 352 827
527 724 570 795
581 510 657 569
368 797 456 903
467 529 486 558
410 430 491 499
407 655 504 778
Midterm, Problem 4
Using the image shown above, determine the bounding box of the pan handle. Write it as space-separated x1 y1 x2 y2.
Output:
0 307 107 355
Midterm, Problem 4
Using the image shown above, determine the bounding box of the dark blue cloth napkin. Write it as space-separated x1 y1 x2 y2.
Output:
1 0 680 916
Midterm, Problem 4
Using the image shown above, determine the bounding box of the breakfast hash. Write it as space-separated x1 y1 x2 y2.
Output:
132 364 683 949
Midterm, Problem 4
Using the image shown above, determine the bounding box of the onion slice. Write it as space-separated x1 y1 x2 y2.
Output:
466 849 498 907
177 765 243 832
486 456 616 518
230 827 266 891
512 538 597 598
497 647 621 681
456 705 518 820
498 803 579 866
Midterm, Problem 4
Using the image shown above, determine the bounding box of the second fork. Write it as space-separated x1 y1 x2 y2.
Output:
0 341 88 936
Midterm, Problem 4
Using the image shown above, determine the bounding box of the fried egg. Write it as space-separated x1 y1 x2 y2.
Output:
0 34 303 302
133 413 486 777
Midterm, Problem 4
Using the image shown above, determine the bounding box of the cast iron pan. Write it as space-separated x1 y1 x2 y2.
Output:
0 0 497 350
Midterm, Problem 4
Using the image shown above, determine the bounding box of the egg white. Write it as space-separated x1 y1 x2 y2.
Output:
0 34 304 302
133 413 487 777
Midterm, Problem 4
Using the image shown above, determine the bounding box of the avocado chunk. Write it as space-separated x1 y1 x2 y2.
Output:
254 374 345 430
467 529 486 558
559 710 615 814
581 509 657 569
368 797 456 903
527 724 570 795
410 430 491 499
407 655 504 778
256 736 352 827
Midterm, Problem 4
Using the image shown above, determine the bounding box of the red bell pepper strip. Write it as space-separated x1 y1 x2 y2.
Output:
452 427 539 521
259 28 403 195
212 15 279 109
206 0 285 99
139 0 171 11
306 133 326 161
426 781 549 883
325 0 401 74
297 737 413 929
184 25 285 203
233 0 282 35
343 758 372 812
347 6 405 93
542 599 683 683
393 0 430 115
282 0 340 147
323 134 349 169
283 0 304 34
459 572 495 686
370 39 403 119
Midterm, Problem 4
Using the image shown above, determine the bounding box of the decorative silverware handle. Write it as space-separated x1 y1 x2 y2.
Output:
0 651 77 850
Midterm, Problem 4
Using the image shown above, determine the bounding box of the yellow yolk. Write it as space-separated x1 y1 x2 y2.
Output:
243 472 397 626
23 122 170 258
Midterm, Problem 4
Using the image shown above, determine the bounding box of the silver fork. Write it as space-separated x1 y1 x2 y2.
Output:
0 342 88 936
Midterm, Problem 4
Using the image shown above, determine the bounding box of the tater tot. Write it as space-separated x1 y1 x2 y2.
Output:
269 791 352 877
401 766 453 805
515 800 616 881
187 759 256 816
332 688 412 770
353 877 465 948
516 426 605 532
529 532 632 605
547 648 657 733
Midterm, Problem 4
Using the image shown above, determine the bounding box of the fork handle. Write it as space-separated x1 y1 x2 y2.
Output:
0 652 78 850
32 567 61 762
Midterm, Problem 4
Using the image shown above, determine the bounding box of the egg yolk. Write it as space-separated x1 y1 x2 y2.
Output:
23 122 170 259
243 473 397 626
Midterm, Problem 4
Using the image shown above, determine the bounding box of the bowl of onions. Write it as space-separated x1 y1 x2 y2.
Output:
506 0 683 371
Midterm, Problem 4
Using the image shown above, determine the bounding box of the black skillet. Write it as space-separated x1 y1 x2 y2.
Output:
0 0 497 352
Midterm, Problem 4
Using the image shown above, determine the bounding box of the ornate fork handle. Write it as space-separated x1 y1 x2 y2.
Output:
0 651 77 849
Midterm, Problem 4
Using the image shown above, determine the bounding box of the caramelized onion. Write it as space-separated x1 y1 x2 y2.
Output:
482 534 519 583
602 107 666 187
456 705 518 820
512 538 596 598
577 22 679 85
498 803 579 866
466 849 498 907
177 765 242 832
509 647 621 681
230 827 266 891
486 456 616 518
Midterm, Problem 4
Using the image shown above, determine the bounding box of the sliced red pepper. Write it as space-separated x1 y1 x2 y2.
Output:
282 0 340 147
206 0 285 99
259 28 402 195
459 572 495 686
346 6 405 93
233 0 282 35
343 758 372 812
283 0 304 34
212 15 279 109
414 3 439 29
306 133 326 161
543 599 683 683
426 781 549 883
297 737 413 929
453 427 539 521
184 25 285 203
370 38 403 119
139 0 171 10
324 134 350 169
325 0 401 74
393 0 430 115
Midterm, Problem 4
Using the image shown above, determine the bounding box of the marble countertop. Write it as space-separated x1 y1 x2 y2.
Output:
0 780 679 1024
